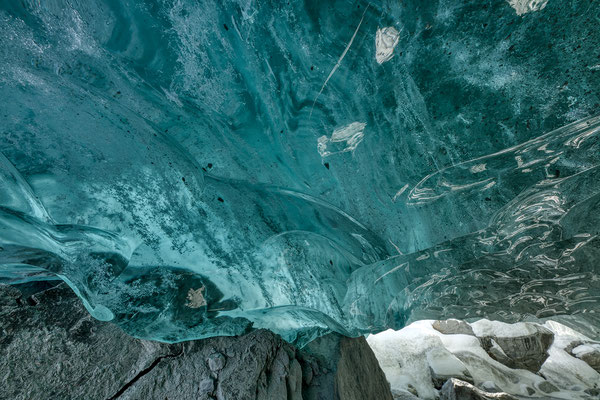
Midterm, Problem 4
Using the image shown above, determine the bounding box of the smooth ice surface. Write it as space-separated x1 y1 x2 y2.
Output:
1 0 600 345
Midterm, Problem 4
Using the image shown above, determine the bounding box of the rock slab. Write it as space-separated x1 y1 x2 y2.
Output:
474 322 554 373
440 378 518 400
0 283 393 400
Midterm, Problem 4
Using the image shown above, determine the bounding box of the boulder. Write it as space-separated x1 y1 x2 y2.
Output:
0 283 393 400
472 320 554 372
432 319 475 336
300 332 394 400
440 378 518 400
569 343 600 373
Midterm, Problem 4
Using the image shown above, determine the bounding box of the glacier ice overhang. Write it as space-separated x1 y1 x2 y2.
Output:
1 0 600 346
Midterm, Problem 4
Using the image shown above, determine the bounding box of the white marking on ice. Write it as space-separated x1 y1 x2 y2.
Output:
515 155 523 167
265 59 276 80
482 181 496 190
231 16 243 41
375 27 400 64
375 262 408 283
388 238 404 255
317 122 367 157
392 184 409 202
162 87 183 107
330 121 365 142
470 163 487 173
310 5 369 116
507 0 549 16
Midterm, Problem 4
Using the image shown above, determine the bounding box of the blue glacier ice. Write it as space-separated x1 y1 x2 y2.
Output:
1 0 600 345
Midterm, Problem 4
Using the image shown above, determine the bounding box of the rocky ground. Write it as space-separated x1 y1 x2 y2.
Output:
3 282 600 400
0 283 392 400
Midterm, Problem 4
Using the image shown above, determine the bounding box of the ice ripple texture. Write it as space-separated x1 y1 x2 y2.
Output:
1 0 600 345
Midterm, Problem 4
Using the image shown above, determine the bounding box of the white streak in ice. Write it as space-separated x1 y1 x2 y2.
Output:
310 5 369 116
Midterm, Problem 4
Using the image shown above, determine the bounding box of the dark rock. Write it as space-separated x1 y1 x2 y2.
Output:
433 319 476 336
287 359 303 400
479 381 502 393
525 386 535 395
564 340 585 354
476 325 554 373
301 359 315 385
568 342 600 373
484 338 513 369
585 388 600 397
300 332 394 400
0 283 181 399
406 384 419 396
199 377 215 394
536 381 559 394
207 352 226 372
255 343 291 400
0 283 393 400
440 378 518 400
392 389 421 399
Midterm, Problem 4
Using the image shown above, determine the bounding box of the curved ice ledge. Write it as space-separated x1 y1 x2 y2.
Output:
2 115 599 345
1 0 599 346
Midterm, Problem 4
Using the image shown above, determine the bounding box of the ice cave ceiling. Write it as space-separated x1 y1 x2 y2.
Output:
1 0 600 345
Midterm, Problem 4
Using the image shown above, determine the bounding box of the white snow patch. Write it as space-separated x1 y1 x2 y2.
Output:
366 321 444 399
368 319 598 400
572 343 600 358
544 320 592 345
540 345 600 390
471 319 545 338
426 347 469 377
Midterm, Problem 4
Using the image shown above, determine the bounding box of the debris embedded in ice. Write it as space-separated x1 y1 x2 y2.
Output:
318 122 366 158
375 27 400 64
186 286 207 308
